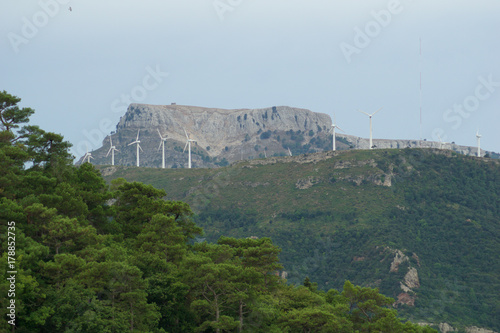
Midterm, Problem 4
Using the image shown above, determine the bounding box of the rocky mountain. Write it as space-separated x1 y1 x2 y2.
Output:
80 103 496 167
82 103 334 167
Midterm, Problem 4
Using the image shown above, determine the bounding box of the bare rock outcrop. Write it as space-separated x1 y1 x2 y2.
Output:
296 176 321 189
404 267 420 290
387 248 421 307
439 323 455 333
465 327 498 333
390 249 409 273
396 292 415 307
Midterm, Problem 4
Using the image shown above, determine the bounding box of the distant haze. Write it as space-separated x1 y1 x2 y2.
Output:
1 0 499 158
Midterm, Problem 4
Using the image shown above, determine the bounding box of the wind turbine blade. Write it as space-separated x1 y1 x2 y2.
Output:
336 126 345 133
372 107 383 116
110 136 113 146
357 109 370 116
106 147 112 157
128 141 136 146
183 141 188 153
136 130 140 141
158 141 163 151
115 148 120 152
333 112 337 125
139 144 143 152
157 128 163 140
183 128 189 140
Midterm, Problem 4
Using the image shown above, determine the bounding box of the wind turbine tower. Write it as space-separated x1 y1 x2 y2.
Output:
128 130 143 167
106 135 119 166
157 129 168 168
183 128 196 169
83 145 94 164
357 107 382 149
331 113 345 151
476 130 482 157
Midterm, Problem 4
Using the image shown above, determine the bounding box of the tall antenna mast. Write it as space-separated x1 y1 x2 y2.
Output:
419 38 422 141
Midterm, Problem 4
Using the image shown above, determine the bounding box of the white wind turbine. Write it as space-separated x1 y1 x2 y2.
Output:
106 135 119 166
157 129 168 169
128 130 143 167
476 130 482 157
357 107 383 149
331 113 345 151
83 145 94 164
183 128 196 169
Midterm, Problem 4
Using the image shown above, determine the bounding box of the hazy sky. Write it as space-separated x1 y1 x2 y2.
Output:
2 0 499 158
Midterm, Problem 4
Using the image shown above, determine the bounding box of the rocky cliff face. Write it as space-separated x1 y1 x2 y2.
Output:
79 103 492 167
118 103 332 156
82 104 334 168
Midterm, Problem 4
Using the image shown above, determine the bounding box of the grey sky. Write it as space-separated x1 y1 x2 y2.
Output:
2 0 499 158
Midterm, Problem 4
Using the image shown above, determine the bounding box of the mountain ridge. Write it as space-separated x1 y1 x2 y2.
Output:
80 103 498 167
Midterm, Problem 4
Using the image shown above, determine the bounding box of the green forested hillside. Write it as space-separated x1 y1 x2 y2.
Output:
1 91 439 332
101 148 500 331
